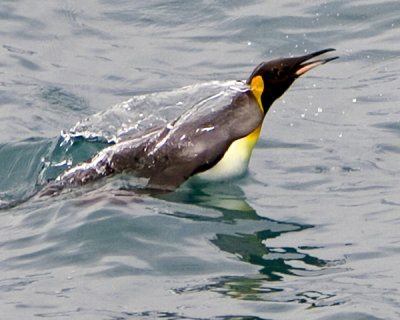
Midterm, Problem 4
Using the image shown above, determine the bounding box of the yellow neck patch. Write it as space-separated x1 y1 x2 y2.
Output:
250 75 264 114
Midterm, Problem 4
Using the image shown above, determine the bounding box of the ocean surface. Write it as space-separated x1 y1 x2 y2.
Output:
1 1 399 319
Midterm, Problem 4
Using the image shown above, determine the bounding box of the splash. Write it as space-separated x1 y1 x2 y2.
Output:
61 80 248 144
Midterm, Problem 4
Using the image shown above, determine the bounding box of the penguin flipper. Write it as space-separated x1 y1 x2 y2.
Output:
146 165 191 191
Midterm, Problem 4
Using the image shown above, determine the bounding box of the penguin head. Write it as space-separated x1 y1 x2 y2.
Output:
247 48 338 115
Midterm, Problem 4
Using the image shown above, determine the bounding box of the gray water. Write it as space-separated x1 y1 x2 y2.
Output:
1 1 400 319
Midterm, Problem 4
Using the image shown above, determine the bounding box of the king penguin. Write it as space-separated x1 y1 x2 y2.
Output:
41 49 338 196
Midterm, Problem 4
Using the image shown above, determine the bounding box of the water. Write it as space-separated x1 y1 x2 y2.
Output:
1 0 400 319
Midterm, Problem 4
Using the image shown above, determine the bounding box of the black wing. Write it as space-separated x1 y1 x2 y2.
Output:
145 91 263 190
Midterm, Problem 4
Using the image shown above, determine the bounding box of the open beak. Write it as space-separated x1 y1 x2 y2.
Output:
294 48 339 76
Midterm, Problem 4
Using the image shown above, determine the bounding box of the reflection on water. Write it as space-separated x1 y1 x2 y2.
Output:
212 231 325 281
160 182 339 306
2 177 341 311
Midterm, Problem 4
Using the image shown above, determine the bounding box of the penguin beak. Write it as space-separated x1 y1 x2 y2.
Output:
294 48 338 77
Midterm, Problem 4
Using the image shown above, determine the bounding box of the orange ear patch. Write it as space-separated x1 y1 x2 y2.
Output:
250 75 264 113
